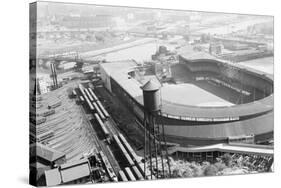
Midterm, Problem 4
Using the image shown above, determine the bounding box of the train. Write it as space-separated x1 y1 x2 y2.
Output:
77 84 154 180
118 170 128 181
112 134 150 180
116 134 154 179
118 134 140 163
84 88 94 102
78 84 86 96
98 151 118 182
48 100 62 109
79 85 94 111
85 95 94 111
124 167 136 181
136 163 156 180
79 96 85 102
94 113 110 139
112 135 135 166
72 89 77 97
96 100 110 119
93 102 106 120
131 166 144 180
88 88 98 101
77 85 110 121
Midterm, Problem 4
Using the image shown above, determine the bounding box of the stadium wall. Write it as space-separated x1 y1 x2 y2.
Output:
100 59 274 146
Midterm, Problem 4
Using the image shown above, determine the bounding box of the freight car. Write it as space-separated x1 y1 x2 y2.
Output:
97 100 110 119
93 102 106 121
88 88 98 101
118 170 128 181
131 166 144 180
99 151 118 182
112 135 134 166
118 134 140 163
124 167 136 181
94 113 110 139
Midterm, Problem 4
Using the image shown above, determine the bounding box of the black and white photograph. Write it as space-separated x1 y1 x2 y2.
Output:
28 1 274 187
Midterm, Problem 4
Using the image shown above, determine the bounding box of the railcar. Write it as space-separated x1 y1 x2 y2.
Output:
94 113 110 139
124 167 136 181
99 151 118 182
118 170 128 181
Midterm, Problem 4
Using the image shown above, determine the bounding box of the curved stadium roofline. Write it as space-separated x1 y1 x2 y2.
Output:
100 57 274 144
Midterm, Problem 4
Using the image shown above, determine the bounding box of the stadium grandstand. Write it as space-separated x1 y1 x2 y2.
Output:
99 49 273 146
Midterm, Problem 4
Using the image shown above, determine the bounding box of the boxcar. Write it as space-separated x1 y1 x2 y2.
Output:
118 170 128 182
124 167 136 181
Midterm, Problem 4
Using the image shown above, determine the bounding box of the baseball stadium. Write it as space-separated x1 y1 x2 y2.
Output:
100 50 274 146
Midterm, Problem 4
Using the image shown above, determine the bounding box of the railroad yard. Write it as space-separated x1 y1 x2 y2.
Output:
30 78 158 186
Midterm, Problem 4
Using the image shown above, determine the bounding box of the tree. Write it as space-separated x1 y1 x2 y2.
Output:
192 165 204 177
172 169 180 178
214 161 227 171
221 153 233 167
182 168 193 178
204 165 218 176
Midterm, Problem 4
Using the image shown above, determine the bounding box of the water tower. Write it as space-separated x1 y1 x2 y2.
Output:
141 79 171 179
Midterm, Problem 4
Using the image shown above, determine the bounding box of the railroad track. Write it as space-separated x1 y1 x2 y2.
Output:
79 105 121 175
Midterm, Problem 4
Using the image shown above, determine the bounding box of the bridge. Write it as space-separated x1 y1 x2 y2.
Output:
38 38 156 63
212 36 266 46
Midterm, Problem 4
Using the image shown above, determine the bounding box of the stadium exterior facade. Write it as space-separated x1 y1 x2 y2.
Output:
100 56 273 146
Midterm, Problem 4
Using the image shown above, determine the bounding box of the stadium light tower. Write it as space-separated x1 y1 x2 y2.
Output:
141 79 171 179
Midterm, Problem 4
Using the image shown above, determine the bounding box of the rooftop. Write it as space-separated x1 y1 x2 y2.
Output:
30 143 65 162
101 59 273 119
45 168 61 186
44 158 91 186
101 61 143 98
141 79 161 91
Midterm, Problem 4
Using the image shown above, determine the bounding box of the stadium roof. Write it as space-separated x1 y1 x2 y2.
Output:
101 61 143 98
136 94 273 119
179 47 273 80
101 58 273 119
